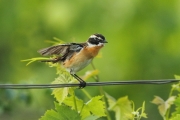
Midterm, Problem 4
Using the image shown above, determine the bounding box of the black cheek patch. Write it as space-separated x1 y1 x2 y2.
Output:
88 38 99 45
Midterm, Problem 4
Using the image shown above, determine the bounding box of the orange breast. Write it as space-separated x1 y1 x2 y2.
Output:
63 46 103 71
83 45 103 58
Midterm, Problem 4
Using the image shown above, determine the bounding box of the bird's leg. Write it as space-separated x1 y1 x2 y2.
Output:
71 74 86 88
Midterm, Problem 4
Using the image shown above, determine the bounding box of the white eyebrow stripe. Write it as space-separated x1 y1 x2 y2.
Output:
90 35 97 38
90 35 103 41
97 37 103 40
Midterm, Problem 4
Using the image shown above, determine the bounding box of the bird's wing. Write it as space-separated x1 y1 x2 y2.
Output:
37 44 70 56
37 43 87 56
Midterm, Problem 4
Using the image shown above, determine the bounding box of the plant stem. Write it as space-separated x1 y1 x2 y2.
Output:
91 62 100 82
81 89 92 99
73 91 78 112
165 86 175 119
79 104 85 116
91 62 112 120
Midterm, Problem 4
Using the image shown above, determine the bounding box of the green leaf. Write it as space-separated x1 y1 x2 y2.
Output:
51 74 75 104
151 96 176 117
116 96 133 120
83 115 99 120
151 96 166 117
171 94 180 118
80 95 106 120
63 95 84 111
174 75 180 80
173 75 180 91
85 96 106 117
170 114 180 120
55 103 81 120
40 109 60 120
40 102 81 120
64 95 91 120
52 87 69 104
106 93 132 120
172 84 180 92
151 96 164 105
105 93 116 110
64 95 106 120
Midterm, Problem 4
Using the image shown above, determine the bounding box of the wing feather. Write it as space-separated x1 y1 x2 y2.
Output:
38 43 87 58
38 44 70 56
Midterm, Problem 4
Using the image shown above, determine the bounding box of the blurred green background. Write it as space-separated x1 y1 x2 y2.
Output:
1 0 180 120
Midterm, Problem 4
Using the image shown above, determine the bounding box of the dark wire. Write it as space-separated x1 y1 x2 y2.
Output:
0 79 179 89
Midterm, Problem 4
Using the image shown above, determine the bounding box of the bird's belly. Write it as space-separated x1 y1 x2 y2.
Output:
71 58 92 73
63 55 92 74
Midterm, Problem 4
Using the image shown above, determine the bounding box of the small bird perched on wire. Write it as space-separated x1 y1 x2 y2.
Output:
38 33 108 88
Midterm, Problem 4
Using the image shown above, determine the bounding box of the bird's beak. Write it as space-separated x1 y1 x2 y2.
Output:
103 40 108 43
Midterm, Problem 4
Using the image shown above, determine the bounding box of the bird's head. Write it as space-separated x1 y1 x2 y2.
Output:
87 33 108 46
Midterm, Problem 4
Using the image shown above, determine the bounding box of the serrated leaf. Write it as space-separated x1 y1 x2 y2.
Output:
52 88 69 104
51 74 75 104
64 95 106 120
116 96 132 120
83 115 99 120
40 109 60 120
172 75 180 92
174 94 180 106
106 94 132 120
40 102 81 120
86 96 106 116
82 96 106 119
80 105 91 120
63 95 84 111
171 94 180 118
55 103 81 120
172 84 180 92
152 96 176 117
170 114 180 120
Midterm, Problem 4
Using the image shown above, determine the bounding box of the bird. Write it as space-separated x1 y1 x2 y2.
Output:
37 33 108 88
